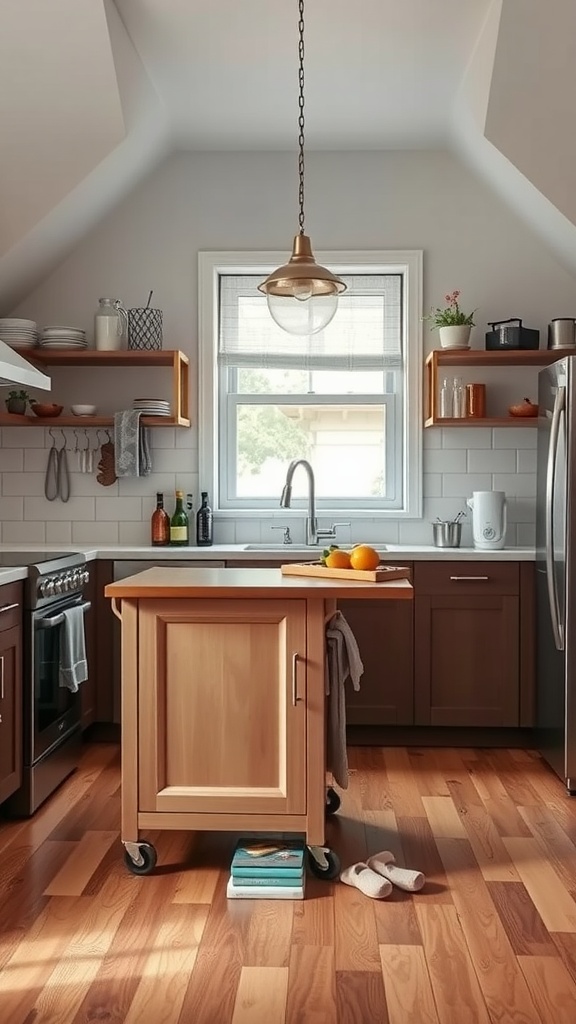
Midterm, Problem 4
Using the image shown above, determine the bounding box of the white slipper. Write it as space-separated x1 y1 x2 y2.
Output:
367 851 425 892
340 862 393 899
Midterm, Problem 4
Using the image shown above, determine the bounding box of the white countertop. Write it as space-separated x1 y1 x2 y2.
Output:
0 543 537 590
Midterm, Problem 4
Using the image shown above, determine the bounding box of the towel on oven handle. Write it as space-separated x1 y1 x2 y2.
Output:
59 605 88 692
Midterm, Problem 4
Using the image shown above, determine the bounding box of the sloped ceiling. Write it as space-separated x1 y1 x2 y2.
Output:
0 0 575 312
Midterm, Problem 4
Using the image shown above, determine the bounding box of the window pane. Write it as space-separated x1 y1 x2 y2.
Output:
235 403 386 499
236 368 388 395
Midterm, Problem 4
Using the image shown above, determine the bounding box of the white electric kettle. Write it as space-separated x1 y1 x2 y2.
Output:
466 491 507 550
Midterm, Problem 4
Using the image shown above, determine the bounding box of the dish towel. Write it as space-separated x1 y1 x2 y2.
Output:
325 611 364 789
113 410 152 477
59 606 88 692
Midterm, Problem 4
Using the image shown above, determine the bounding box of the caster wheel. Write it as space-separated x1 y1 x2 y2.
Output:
306 845 341 880
325 787 341 816
123 842 157 876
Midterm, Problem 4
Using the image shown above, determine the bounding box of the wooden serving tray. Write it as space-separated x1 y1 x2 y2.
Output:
280 562 411 583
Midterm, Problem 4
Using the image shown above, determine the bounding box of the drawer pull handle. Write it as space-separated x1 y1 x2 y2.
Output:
292 653 302 706
449 576 489 581
0 602 19 614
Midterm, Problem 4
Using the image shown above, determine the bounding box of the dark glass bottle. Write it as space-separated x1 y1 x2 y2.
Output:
151 492 170 547
170 489 189 546
196 491 213 547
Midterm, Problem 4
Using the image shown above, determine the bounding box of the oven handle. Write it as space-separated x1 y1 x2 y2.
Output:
36 600 91 628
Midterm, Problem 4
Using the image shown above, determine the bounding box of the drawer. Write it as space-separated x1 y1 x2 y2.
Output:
415 561 519 596
0 581 23 631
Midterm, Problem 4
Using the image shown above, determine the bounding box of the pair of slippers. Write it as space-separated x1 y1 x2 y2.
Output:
340 851 425 899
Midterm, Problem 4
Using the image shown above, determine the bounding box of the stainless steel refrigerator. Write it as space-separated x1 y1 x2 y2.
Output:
536 356 576 792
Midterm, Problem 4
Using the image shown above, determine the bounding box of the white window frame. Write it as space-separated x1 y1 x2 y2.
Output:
198 249 423 520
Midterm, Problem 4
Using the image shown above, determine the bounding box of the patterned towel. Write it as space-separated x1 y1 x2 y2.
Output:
113 410 152 477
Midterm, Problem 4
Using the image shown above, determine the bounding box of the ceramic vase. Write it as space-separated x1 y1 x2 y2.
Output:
438 325 472 349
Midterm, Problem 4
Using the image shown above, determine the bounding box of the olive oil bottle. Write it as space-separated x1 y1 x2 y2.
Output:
170 490 189 546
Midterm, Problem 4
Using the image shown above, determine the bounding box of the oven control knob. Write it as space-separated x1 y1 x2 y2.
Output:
41 578 55 597
54 577 65 594
82 570 90 585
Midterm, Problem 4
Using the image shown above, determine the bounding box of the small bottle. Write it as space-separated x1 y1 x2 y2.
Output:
151 492 170 546
196 491 213 547
170 490 189 546
439 377 452 418
452 377 465 418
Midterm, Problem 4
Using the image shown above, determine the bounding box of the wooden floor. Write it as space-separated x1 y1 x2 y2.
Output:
2 745 576 1023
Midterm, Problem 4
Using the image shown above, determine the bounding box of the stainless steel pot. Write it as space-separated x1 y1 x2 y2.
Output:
432 521 462 548
548 318 576 350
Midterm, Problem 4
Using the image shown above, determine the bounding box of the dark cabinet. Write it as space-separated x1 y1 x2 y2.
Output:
0 582 23 804
339 590 414 725
414 561 523 727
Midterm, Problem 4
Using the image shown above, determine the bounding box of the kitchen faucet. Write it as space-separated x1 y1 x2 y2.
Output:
280 458 350 546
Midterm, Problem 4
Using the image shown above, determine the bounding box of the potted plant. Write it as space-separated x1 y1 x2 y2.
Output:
422 290 477 349
5 389 31 414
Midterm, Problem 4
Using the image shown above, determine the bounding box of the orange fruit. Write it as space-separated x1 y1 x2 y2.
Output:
325 549 352 569
349 544 380 571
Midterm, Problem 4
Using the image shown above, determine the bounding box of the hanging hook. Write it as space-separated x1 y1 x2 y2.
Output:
48 426 58 448
58 428 67 450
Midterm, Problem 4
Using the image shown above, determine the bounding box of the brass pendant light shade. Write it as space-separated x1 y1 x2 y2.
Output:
258 0 346 335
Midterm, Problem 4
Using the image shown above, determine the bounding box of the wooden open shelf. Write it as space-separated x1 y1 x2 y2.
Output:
424 348 565 427
6 348 192 428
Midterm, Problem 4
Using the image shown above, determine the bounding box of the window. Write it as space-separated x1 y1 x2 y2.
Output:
198 250 422 519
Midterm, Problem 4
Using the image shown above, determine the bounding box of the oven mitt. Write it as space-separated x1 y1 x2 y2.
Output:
340 862 393 899
367 851 425 892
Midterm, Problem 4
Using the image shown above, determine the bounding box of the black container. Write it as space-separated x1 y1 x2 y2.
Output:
196 491 213 547
485 318 539 350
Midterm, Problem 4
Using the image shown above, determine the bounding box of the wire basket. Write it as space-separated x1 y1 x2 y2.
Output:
128 308 163 351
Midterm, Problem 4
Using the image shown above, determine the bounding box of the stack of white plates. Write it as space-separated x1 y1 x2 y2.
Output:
133 398 171 416
39 326 87 349
0 317 39 349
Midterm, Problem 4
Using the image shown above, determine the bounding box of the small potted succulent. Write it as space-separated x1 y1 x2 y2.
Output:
5 389 31 414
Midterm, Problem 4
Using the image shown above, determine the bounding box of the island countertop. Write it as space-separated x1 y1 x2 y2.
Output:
104 565 413 600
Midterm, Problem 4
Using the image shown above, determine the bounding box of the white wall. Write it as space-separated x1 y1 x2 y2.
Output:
3 148 575 547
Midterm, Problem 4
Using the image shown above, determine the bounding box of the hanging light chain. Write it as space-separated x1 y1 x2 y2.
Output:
297 0 305 236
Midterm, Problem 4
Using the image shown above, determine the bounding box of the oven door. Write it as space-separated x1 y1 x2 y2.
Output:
30 596 90 762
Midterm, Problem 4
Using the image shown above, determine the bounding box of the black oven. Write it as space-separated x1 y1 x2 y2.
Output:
3 552 90 817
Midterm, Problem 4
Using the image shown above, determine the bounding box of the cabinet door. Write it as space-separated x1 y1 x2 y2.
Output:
138 598 307 815
338 597 414 725
414 593 520 726
0 624 22 804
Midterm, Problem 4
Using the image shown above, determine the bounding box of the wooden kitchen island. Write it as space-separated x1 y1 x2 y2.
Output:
105 566 413 876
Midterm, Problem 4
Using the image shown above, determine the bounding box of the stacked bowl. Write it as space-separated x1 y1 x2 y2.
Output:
0 318 38 349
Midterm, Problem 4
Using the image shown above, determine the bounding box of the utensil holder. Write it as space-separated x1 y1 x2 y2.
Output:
128 308 163 351
432 522 462 548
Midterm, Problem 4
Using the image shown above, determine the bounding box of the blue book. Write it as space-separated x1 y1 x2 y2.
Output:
232 865 304 879
231 839 305 871
231 871 305 887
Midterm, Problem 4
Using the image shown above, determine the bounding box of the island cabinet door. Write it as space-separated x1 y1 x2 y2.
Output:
137 598 307 816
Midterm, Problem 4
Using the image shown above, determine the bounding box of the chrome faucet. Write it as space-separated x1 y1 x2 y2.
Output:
280 458 350 546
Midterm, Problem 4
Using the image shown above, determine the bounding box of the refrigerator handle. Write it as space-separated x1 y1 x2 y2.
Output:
545 385 565 651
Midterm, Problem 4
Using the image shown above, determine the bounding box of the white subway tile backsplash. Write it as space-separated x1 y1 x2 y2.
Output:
423 473 442 497
442 473 491 497
467 449 516 474
2 472 48 497
442 427 492 449
516 523 536 546
150 428 176 449
0 449 23 472
3 520 46 544
0 427 45 448
151 449 194 473
46 521 72 544
492 427 537 448
24 496 95 521
517 449 537 473
423 430 441 449
506 497 536 522
95 496 143 521
213 519 236 544
72 521 120 544
493 474 536 498
118 521 149 545
175 427 199 451
0 496 24 520
24 448 54 472
118 473 176 497
425 449 467 474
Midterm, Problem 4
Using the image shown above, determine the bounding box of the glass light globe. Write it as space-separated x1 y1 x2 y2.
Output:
266 292 339 335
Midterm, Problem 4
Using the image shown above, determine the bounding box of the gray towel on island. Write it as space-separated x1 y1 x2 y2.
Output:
114 410 152 477
59 606 88 692
325 611 364 789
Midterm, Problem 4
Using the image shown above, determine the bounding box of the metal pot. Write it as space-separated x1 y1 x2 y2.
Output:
432 521 462 548
548 318 576 350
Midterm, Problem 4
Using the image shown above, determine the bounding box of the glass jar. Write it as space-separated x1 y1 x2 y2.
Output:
94 298 128 351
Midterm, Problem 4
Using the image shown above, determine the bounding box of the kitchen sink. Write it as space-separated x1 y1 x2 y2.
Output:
243 543 390 551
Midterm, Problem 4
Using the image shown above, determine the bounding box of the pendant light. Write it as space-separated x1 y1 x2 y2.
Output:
258 0 346 335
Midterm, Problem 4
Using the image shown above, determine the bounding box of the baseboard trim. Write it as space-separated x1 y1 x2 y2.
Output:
346 725 537 747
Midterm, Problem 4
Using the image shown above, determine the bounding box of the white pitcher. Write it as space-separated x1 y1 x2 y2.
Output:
94 298 129 351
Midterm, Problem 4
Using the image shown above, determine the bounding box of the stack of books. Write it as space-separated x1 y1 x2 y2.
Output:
226 839 306 899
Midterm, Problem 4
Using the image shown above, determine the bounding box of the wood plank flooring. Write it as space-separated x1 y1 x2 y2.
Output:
2 743 576 1022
